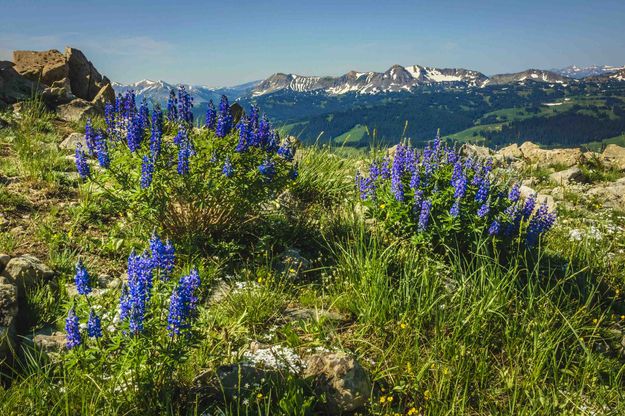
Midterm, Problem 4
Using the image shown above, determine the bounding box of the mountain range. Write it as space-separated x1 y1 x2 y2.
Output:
113 64 624 105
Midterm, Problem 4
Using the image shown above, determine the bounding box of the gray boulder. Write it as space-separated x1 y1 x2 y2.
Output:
303 352 371 413
549 166 584 185
1 255 54 297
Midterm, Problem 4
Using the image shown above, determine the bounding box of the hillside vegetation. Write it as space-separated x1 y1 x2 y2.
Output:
1 91 625 416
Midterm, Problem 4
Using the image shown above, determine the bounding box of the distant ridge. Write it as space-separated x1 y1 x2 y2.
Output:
250 65 578 97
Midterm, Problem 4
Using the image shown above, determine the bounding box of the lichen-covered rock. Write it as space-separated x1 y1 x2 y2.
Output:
32 330 66 354
586 178 625 211
461 143 492 159
303 352 371 413
56 98 98 122
601 144 625 171
1 255 53 297
498 143 523 159
519 185 556 211
518 141 581 167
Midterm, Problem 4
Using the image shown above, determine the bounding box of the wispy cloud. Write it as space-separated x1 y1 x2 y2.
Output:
0 32 174 61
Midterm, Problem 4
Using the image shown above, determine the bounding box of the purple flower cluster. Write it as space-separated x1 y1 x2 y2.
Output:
215 95 233 138
167 268 201 336
74 259 91 295
140 155 154 189
87 309 102 338
120 250 155 334
177 86 194 124
149 234 175 280
356 140 556 246
205 100 217 130
75 144 90 179
65 308 81 349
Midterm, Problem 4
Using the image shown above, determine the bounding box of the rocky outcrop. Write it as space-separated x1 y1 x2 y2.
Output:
10 47 114 115
65 47 113 102
12 50 68 87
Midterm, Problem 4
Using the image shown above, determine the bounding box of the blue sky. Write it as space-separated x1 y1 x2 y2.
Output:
1 0 624 86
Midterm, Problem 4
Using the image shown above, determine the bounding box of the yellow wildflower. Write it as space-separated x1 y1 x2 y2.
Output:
380 204 386 209
408 408 419 415
256 393 263 400
424 390 431 400
379 395 387 404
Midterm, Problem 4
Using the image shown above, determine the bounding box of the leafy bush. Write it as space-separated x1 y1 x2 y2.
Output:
76 88 298 245
355 139 556 250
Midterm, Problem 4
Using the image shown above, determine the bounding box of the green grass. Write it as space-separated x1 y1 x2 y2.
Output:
2 102 625 415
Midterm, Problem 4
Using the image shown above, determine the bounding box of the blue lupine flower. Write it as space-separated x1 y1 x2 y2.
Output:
508 183 521 202
94 132 110 169
418 199 432 231
215 95 232 138
475 179 490 203
75 144 90 179
138 98 150 131
140 156 154 189
65 308 81 349
259 159 276 177
205 100 217 130
85 118 96 155
489 220 501 236
149 234 175 280
177 86 194 124
167 89 178 121
127 114 143 153
222 157 234 177
356 172 373 200
450 199 460 217
104 103 115 137
522 194 537 218
122 250 154 334
380 156 391 180
235 116 250 152
453 174 467 199
177 140 191 175
87 309 102 338
74 259 91 295
150 106 163 160
526 201 557 246
477 202 490 218
391 145 405 202
167 268 201 336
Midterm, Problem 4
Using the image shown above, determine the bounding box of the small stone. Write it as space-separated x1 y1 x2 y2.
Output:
59 132 85 150
303 352 371 413
33 330 66 353
549 166 584 185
